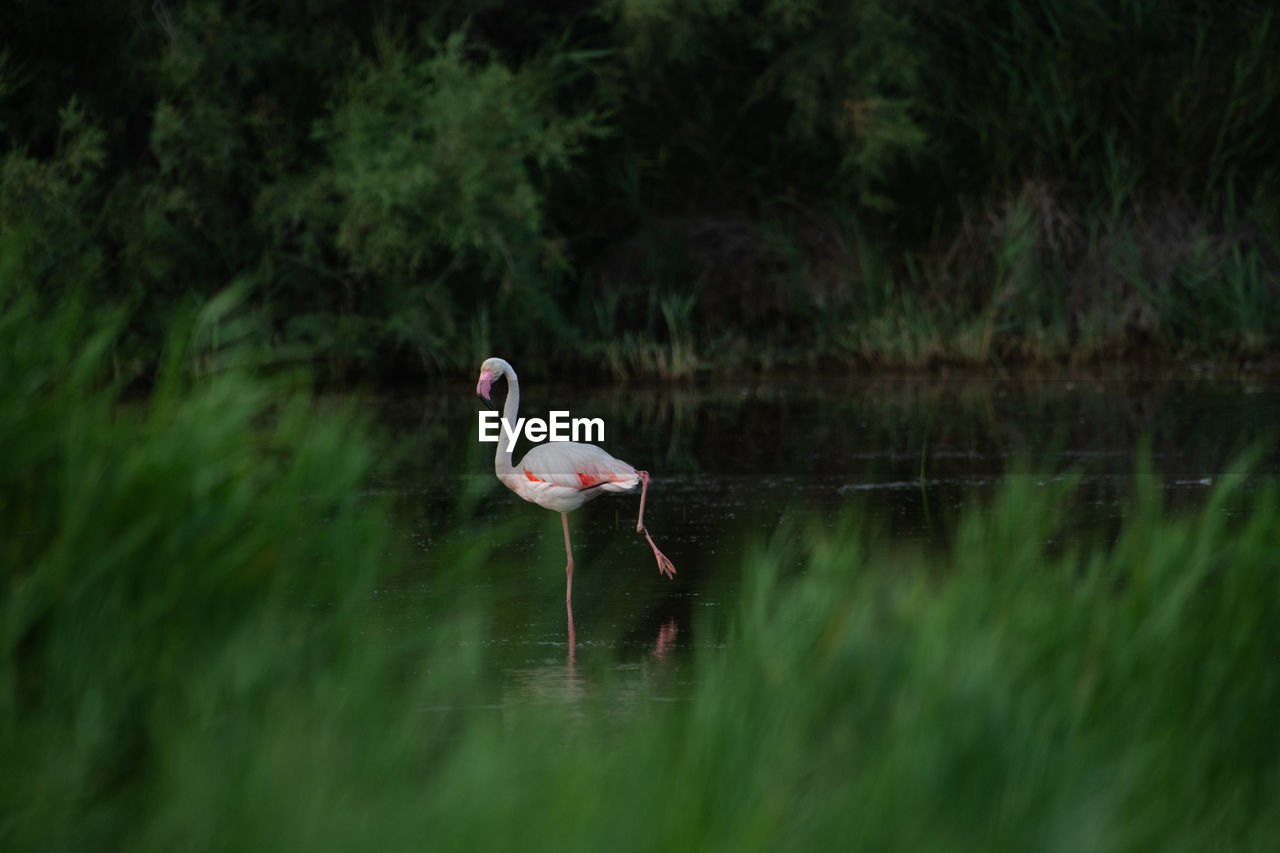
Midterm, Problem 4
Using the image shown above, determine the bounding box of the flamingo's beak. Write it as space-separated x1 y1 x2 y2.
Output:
476 370 495 410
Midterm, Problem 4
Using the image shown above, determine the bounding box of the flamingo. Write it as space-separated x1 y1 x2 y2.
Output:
475 357 676 603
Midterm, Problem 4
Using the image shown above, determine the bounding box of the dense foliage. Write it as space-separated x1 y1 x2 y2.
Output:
3 1 1279 377
2 283 1277 849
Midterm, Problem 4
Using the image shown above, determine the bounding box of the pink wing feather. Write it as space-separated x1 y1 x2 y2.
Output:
517 442 639 492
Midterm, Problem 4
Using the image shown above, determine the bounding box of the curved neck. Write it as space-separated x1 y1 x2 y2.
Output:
495 365 520 481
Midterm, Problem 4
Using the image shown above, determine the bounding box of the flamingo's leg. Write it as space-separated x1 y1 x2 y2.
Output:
566 599 576 672
636 471 650 532
562 512 574 602
644 528 677 579
635 471 676 579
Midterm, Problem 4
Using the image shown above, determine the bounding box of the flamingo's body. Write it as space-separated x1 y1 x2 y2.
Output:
476 357 676 602
499 440 640 513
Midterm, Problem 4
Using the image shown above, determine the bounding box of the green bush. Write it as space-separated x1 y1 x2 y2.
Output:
1 0 1278 376
258 29 603 372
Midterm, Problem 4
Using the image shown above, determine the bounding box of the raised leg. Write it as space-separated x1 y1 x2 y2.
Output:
636 471 650 532
636 471 676 579
562 512 574 602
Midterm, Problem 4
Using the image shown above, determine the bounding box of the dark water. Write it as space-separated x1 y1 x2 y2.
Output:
360 375 1280 711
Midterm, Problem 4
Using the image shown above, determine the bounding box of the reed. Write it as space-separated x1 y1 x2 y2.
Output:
2 281 1277 849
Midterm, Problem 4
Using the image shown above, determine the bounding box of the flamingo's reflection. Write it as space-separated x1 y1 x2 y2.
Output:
567 602 677 667
503 605 682 714
650 618 677 660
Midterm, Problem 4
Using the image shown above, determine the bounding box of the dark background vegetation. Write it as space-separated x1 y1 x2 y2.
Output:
4 0 1279 379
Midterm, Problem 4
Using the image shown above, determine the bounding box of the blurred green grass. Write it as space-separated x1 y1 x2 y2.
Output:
2 284 1278 850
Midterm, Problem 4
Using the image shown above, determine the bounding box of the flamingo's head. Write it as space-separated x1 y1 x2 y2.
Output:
476 357 510 409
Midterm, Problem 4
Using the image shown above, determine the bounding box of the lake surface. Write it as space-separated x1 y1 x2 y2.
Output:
358 375 1280 713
